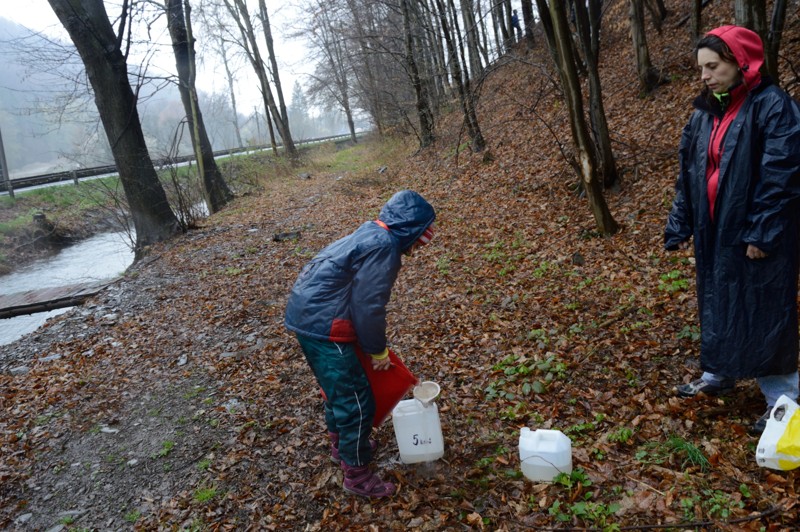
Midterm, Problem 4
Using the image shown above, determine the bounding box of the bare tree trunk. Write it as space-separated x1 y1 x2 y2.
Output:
520 0 536 50
648 0 668 19
224 0 293 157
535 0 559 68
734 0 764 31
198 4 243 149
47 0 180 259
401 0 435 147
414 2 441 120
490 1 503 56
343 101 357 143
336 46 358 144
345 0 385 135
313 0 358 143
588 0 601 60
476 0 492 65
441 1 463 96
0 127 13 199
258 0 297 159
166 0 233 215
630 0 665 94
422 0 451 100
264 102 277 151
460 0 483 80
574 0 618 188
449 0 471 87
492 0 512 54
433 0 485 152
644 0 667 33
691 0 702 41
504 0 514 43
766 0 787 83
219 44 243 149
223 0 279 154
534 0 618 235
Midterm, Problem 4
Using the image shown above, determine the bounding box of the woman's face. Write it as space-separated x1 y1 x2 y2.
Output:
697 47 739 94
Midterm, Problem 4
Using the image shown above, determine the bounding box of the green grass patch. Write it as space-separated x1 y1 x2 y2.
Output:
636 435 710 472
0 211 38 235
193 486 218 503
153 440 176 458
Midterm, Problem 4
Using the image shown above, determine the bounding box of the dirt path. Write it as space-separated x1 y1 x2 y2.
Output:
2 170 401 530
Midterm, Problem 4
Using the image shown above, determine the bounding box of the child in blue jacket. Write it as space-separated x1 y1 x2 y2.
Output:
285 190 436 498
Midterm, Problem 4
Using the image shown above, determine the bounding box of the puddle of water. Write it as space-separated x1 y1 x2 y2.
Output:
0 232 134 346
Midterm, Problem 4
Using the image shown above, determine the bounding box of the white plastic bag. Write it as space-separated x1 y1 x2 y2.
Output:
755 394 800 470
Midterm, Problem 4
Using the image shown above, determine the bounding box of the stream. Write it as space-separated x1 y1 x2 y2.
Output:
0 232 134 346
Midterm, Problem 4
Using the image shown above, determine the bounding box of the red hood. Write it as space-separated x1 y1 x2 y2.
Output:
707 25 763 89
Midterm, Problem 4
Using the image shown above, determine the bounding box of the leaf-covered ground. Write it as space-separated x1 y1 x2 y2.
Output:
2 1 800 530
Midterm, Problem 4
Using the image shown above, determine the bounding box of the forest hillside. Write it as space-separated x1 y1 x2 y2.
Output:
1 0 799 530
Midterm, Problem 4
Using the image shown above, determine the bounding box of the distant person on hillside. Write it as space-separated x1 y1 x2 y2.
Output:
664 25 800 435
285 190 436 498
511 10 522 42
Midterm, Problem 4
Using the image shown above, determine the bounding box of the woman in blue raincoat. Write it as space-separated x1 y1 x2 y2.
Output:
285 189 435 498
665 25 800 434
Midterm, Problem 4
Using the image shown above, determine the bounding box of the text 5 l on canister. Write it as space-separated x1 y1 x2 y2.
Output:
392 399 445 463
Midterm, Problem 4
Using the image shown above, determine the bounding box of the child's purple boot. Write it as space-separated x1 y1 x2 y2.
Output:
341 463 396 498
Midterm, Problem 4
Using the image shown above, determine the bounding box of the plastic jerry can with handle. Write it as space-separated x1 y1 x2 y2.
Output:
519 427 572 482
756 395 800 470
392 398 444 463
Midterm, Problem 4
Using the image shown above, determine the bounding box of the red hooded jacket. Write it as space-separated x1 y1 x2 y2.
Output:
704 26 764 220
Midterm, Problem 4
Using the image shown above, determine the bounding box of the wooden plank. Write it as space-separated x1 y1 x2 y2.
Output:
0 281 110 319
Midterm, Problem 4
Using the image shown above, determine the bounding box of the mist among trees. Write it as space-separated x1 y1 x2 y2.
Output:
0 16 359 179
2 0 792 244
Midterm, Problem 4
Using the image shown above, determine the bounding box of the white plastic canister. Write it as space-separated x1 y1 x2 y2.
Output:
756 395 800 470
392 399 445 463
519 428 572 482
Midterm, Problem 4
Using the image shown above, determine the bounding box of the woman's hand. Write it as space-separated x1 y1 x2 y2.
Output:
746 244 767 259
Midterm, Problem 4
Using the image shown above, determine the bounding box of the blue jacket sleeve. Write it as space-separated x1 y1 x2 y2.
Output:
665 119 696 250
743 94 800 253
350 245 401 354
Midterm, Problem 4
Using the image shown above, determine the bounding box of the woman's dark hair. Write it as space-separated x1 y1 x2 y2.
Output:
695 34 738 66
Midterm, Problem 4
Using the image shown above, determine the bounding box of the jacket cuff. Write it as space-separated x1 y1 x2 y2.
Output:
370 348 389 360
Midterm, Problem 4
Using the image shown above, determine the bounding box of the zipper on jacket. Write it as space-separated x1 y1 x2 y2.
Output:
707 117 723 180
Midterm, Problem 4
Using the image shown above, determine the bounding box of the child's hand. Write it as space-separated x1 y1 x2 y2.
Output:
371 356 392 371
